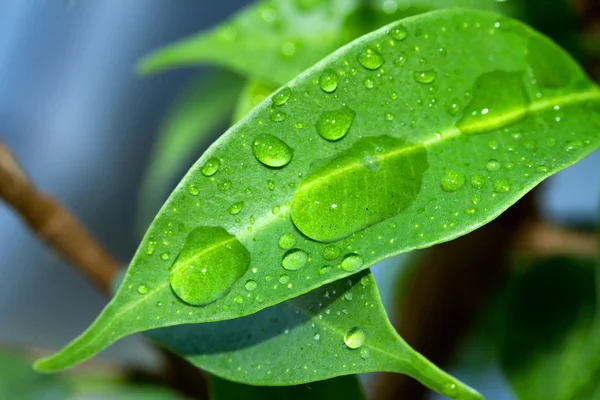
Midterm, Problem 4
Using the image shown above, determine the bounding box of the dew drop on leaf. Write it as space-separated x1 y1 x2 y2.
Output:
358 48 384 70
218 180 233 191
278 233 297 250
315 106 356 141
470 174 485 189
278 274 290 284
169 227 250 306
323 245 342 260
282 249 308 271
440 170 466 192
186 184 200 196
160 252 170 261
486 159 501 172
252 134 293 167
244 280 257 291
341 253 363 272
344 327 366 349
145 238 156 255
388 24 407 41
319 68 338 93
494 180 511 193
270 110 287 122
564 140 582 152
137 284 149 295
201 157 221 177
360 348 370 359
413 70 436 84
272 86 291 106
228 201 244 215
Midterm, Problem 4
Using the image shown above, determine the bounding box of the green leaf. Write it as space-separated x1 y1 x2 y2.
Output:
0 353 68 400
138 0 516 85
479 257 600 400
137 70 244 231
209 364 366 400
146 270 481 399
36 9 600 380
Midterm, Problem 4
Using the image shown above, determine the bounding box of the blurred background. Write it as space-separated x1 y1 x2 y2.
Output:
0 1 599 399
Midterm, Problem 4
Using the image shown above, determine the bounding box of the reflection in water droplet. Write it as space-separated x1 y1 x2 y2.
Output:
486 159 501 172
186 184 200 196
471 174 485 189
440 170 465 192
413 70 436 84
388 24 407 41
323 245 342 260
282 249 308 271
245 280 257 291
494 180 511 193
360 348 370 359
169 227 250 306
363 78 374 89
278 233 297 250
358 48 384 70
138 284 149 294
344 327 366 349
253 134 293 167
316 106 356 141
564 140 582 152
228 202 244 215
319 69 338 93
270 110 287 122
160 252 170 261
341 253 363 272
145 238 156 255
272 87 291 106
201 157 221 176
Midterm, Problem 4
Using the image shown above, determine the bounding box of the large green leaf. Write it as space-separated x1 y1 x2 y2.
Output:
478 257 600 400
210 374 365 400
145 270 482 399
137 70 244 231
138 0 516 85
36 9 600 378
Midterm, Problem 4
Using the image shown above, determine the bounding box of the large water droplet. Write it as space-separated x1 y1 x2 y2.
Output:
316 106 356 141
272 87 291 106
413 70 436 84
440 170 465 192
291 136 427 242
471 174 485 189
388 24 407 41
282 249 308 271
344 327 366 349
201 157 220 176
358 48 384 70
253 134 293 167
319 69 338 93
169 227 250 306
228 201 244 215
341 253 363 272
245 280 257 291
278 233 297 250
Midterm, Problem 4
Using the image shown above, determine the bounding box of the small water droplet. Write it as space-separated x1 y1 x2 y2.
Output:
440 170 465 192
388 24 407 41
316 106 355 141
564 140 582 152
278 233 297 250
360 348 370 359
234 295 244 304
471 174 485 189
313 333 320 341
253 134 293 167
413 70 436 84
279 274 290 284
536 165 549 173
344 327 366 349
218 180 232 191
272 87 291 106
319 69 338 93
160 252 170 261
319 266 330 275
384 112 394 121
394 52 407 67
360 155 380 171
270 110 287 122
486 159 501 172
488 140 499 150
201 157 220 176
358 48 384 70
228 201 244 215
267 180 275 190
265 274 273 281
323 245 342 260
341 253 363 272
186 184 200 196
465 207 477 215
360 276 370 286
137 284 149 294
494 180 511 193
245 280 257 291
363 78 374 89
145 238 156 255
344 292 353 301
282 249 308 271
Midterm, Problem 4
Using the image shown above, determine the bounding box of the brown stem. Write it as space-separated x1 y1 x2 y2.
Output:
0 142 119 296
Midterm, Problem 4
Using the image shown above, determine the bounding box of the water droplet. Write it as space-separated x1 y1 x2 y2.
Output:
564 140 582 152
388 24 407 41
272 87 291 106
413 70 436 84
486 159 501 172
384 112 394 121
186 184 200 196
358 48 384 70
465 207 477 215
360 155 380 171
228 201 244 215
344 327 366 349
234 295 244 304
291 136 428 242
137 284 149 294
360 348 370 359
319 266 330 275
323 245 342 260
536 165 549 173
201 157 220 176
169 227 250 306
253 134 293 167
488 140 498 150
363 78 374 89
341 253 363 272
471 174 485 189
279 274 290 284
270 110 287 122
267 180 275 190
282 249 308 271
218 180 232 191
360 276 370 286
160 252 170 261
313 333 320 341
145 238 156 255
319 69 338 93
344 292 353 301
394 52 407 67
245 280 257 291
440 170 465 192
494 180 511 193
316 106 356 141
278 233 297 250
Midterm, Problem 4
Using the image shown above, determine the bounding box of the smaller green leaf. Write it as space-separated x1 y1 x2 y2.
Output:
137 70 243 231
210 375 366 400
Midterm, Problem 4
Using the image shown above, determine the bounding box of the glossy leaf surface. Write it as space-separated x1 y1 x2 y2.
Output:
145 270 481 399
37 9 600 377
138 0 516 85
